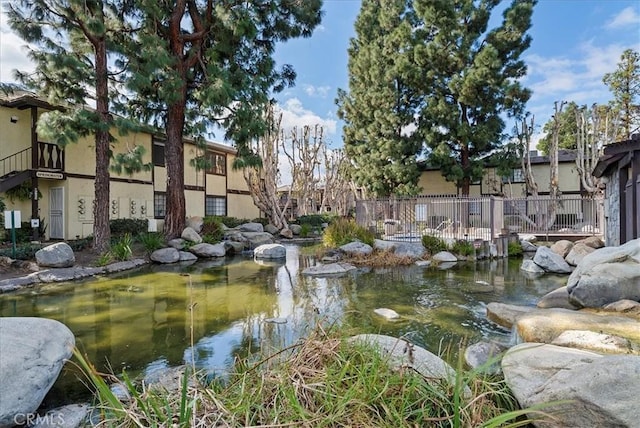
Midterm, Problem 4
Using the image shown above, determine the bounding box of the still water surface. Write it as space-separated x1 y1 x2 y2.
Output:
0 245 565 404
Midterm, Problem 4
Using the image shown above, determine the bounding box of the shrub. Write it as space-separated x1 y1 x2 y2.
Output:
421 235 448 254
67 237 92 252
297 214 336 228
251 217 269 226
450 239 474 257
110 233 133 261
137 232 165 254
323 218 374 248
0 243 40 260
110 219 148 237
508 241 523 258
201 217 224 243
299 223 312 238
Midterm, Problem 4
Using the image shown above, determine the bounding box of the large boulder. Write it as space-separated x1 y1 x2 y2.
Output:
339 241 373 256
486 302 535 329
564 242 595 266
181 227 202 244
502 343 640 428
349 334 470 396
189 243 226 258
35 242 75 268
239 232 274 248
514 307 640 347
150 247 180 264
254 244 286 259
237 222 264 233
185 216 203 233
532 246 572 274
520 259 545 274
464 341 506 375
289 224 302 235
0 317 75 428
566 239 640 308
264 224 279 235
302 263 356 277
550 240 573 258
431 251 457 263
537 286 580 310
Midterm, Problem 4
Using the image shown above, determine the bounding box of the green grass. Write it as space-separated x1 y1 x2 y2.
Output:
322 218 375 247
73 324 561 428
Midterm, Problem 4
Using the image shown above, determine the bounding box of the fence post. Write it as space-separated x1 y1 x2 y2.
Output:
490 196 495 240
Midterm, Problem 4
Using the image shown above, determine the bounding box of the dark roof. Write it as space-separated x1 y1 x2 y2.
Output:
593 136 640 178
0 91 59 111
419 149 577 171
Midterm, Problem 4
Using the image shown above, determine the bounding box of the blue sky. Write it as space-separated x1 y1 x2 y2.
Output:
1 0 639 151
271 0 640 150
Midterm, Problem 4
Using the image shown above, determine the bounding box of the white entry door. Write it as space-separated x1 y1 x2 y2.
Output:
50 187 64 239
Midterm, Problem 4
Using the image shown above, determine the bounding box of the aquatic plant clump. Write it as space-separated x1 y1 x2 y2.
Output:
323 218 375 247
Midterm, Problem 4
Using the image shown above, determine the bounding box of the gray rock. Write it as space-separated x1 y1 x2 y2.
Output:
578 236 605 249
431 251 457 262
564 242 595 266
254 244 286 259
104 259 147 273
373 239 396 251
515 307 640 345
0 318 75 428
486 302 535 329
373 308 400 319
36 266 104 283
240 232 274 247
519 234 537 243
289 224 302 235
339 241 373 256
143 365 193 393
533 246 572 274
464 341 507 375
537 286 580 310
550 239 573 258
567 239 640 308
393 242 426 259
30 403 89 428
150 247 180 264
279 228 294 239
603 299 640 314
520 240 538 252
502 343 640 428
238 222 264 233
520 259 545 274
302 263 357 277
35 242 75 268
189 243 226 258
551 330 637 355
264 224 279 235
350 334 470 396
181 227 202 244
224 241 246 254
185 216 204 233
167 238 185 250
178 251 198 262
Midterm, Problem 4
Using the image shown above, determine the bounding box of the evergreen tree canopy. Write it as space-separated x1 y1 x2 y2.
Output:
603 48 640 140
536 101 580 155
414 0 535 195
117 0 323 238
337 0 422 197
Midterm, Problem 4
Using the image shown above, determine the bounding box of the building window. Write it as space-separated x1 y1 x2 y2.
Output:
205 196 226 216
152 138 165 166
503 168 525 183
206 151 226 175
154 192 166 218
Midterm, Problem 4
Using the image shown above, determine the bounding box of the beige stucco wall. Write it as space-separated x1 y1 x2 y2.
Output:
184 143 204 188
418 170 457 195
227 194 260 219
0 106 32 158
205 174 226 195
185 190 205 218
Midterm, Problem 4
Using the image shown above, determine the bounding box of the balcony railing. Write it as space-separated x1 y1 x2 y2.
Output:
0 142 64 178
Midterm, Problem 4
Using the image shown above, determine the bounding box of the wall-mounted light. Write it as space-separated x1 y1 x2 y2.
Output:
10 116 18 123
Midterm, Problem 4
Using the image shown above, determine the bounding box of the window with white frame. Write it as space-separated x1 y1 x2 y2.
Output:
154 192 166 218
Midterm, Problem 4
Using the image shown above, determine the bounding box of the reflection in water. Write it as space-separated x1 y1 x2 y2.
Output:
0 245 565 406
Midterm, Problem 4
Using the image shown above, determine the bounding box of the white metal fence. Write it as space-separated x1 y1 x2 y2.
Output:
355 195 604 242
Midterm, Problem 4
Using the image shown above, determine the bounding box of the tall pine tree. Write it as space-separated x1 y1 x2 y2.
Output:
7 0 136 253
414 0 535 195
118 0 322 238
337 0 422 197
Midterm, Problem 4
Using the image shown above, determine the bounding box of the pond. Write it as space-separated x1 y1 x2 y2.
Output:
0 244 567 406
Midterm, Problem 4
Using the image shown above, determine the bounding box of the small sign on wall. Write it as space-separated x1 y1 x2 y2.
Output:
4 210 21 229
30 218 40 228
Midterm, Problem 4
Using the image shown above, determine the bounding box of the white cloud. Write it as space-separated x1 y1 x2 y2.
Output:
604 6 640 29
277 97 337 135
0 11 35 83
302 83 331 98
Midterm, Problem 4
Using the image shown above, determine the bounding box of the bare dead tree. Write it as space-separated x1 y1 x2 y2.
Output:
242 105 292 229
318 147 356 216
283 125 323 216
575 104 620 196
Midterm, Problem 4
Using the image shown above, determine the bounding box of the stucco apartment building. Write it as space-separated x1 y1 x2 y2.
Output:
0 91 260 241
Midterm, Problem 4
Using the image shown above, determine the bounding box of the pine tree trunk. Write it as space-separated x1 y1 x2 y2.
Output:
93 37 111 254
164 101 186 239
